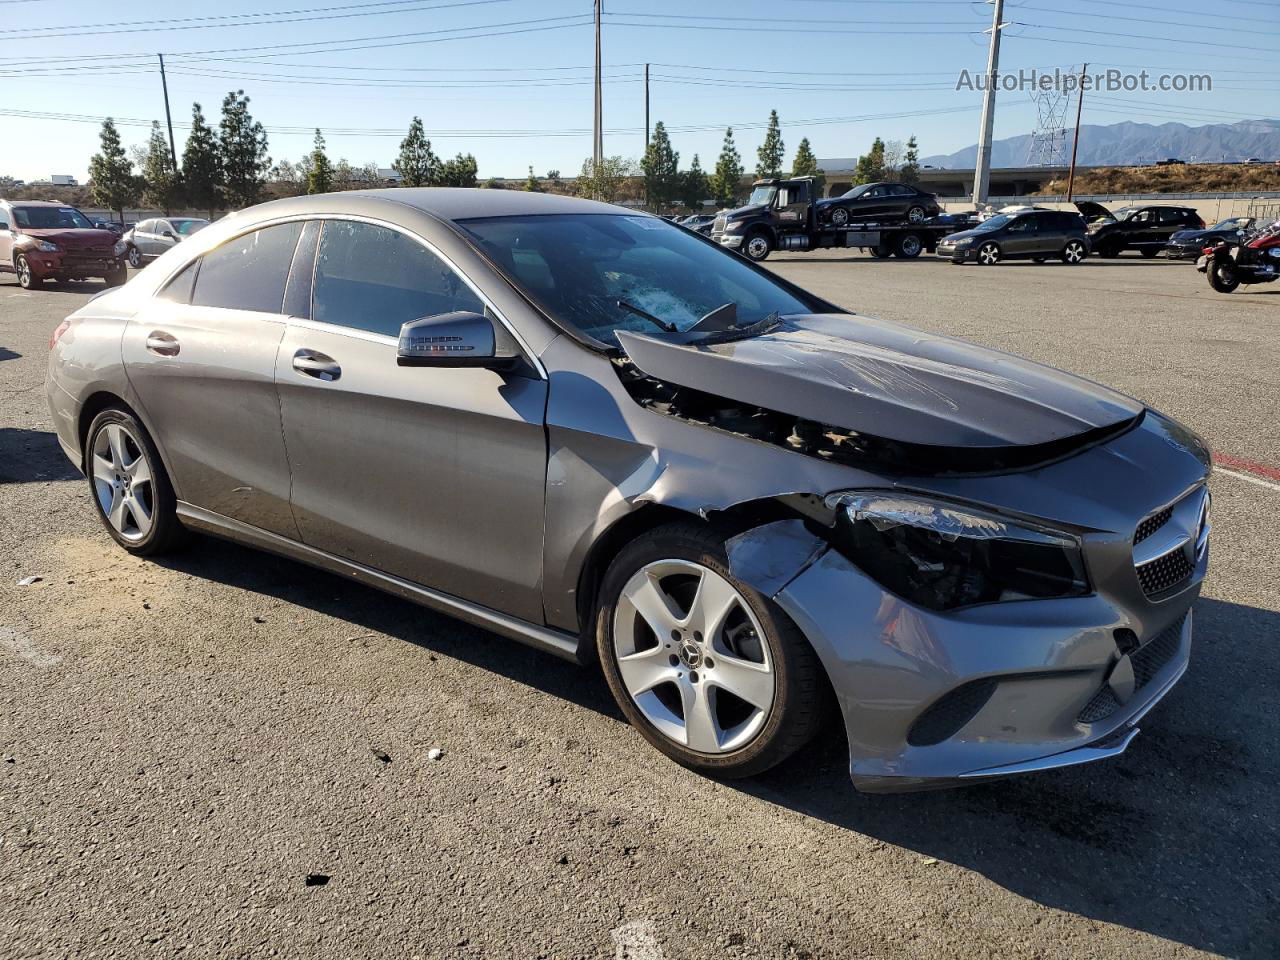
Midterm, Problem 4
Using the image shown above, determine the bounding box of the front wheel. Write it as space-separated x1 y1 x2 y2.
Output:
15 254 39 289
85 408 186 555
596 523 828 778
104 266 127 287
1207 261 1240 293
829 207 850 228
977 241 1001 265
127 245 143 269
1140 247 1160 259
742 231 772 262
1062 239 1087 264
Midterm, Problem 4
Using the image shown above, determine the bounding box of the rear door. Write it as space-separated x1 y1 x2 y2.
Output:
0 207 12 268
121 220 306 537
134 220 157 256
275 218 548 622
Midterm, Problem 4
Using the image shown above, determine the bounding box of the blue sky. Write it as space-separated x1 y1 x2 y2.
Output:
1 0 1276 182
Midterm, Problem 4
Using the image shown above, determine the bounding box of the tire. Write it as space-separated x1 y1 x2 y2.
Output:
1139 247 1160 259
1207 262 1240 294
742 231 772 262
1062 239 1087 264
830 207 850 228
15 254 39 289
894 232 923 258
1099 241 1123 258
976 241 1001 266
906 205 926 224
85 408 186 556
595 521 828 778
104 266 127 287
127 245 143 269
867 242 892 259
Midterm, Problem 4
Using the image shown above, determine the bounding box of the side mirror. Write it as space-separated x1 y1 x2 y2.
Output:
162 230 175 239
397 310 520 370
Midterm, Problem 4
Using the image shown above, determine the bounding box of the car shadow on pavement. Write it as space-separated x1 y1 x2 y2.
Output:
151 535 626 722
737 594 1280 959
0 428 83 483
0 346 20 362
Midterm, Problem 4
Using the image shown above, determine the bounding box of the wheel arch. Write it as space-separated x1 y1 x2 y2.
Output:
76 391 181 498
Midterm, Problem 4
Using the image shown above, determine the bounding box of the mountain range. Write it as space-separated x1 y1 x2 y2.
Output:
920 118 1280 168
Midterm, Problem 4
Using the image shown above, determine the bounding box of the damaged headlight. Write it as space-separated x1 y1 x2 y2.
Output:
825 492 1090 611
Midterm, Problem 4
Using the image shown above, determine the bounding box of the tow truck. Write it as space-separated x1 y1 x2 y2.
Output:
710 176 962 262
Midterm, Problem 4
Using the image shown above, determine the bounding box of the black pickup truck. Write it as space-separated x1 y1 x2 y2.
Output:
710 176 961 262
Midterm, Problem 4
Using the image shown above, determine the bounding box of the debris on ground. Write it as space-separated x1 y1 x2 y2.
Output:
15 576 41 586
304 874 330 887
427 748 444 761
371 748 391 764
252 616 266 624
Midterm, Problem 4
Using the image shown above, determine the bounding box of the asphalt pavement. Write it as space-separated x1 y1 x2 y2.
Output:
1 254 1277 959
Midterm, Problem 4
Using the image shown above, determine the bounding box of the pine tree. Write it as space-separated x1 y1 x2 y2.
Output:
439 153 478 187
140 120 178 215
854 137 886 185
182 103 222 218
306 129 334 195
524 166 542 192
219 90 270 207
900 134 921 185
88 119 138 221
640 121 681 211
680 154 710 212
791 138 819 178
711 127 744 208
394 116 440 187
755 110 784 180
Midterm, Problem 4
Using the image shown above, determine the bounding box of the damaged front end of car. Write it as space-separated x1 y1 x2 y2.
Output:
539 312 1210 791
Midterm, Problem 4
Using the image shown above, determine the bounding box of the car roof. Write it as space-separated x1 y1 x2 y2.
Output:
2 199 76 207
309 187 626 221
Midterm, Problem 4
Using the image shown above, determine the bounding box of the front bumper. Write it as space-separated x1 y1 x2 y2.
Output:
25 251 124 280
714 233 743 248
936 243 972 261
1164 243 1203 260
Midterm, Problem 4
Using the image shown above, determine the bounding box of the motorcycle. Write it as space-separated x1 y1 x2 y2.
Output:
1196 218 1280 293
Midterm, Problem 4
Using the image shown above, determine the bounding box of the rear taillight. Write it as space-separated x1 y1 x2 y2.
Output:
49 319 71 350
1195 217 1206 229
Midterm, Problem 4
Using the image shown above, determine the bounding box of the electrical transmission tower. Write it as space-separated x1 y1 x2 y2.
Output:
1026 70 1075 167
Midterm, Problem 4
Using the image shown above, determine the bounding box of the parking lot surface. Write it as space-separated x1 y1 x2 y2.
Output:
2 256 1278 959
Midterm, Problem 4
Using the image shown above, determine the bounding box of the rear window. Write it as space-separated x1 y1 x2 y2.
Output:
191 222 303 314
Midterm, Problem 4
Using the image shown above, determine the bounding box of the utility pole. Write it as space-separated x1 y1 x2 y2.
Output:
971 0 1006 208
593 0 603 175
1066 62 1088 203
158 53 179 171
644 62 650 150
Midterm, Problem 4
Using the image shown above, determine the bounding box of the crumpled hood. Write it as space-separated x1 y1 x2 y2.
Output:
18 227 118 249
616 314 1143 449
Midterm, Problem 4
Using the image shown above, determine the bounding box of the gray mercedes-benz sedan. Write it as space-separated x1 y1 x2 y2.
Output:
46 189 1211 792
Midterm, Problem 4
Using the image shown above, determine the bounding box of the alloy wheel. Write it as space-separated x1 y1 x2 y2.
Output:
91 422 155 542
745 236 770 260
128 245 143 268
1064 241 1085 264
907 206 926 223
978 242 1001 265
830 208 849 227
16 255 33 288
613 559 775 754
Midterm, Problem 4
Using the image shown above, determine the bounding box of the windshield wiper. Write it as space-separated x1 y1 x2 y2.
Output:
616 299 677 333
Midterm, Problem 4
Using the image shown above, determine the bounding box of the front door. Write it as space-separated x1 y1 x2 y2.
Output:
120 221 305 537
1001 214 1038 255
275 218 548 622
774 181 809 232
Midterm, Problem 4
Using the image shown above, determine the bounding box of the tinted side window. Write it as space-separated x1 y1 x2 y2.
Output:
158 260 198 303
889 185 914 196
311 220 484 338
191 222 303 314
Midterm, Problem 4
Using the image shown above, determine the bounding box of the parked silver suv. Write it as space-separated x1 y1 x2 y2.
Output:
46 190 1210 792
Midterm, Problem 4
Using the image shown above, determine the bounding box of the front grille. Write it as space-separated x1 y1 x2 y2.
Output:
1134 506 1173 545
907 677 997 747
711 216 726 234
61 248 114 267
1136 548 1195 596
1077 613 1187 723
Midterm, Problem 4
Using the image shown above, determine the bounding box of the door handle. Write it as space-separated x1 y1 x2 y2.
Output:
145 331 180 356
292 350 341 382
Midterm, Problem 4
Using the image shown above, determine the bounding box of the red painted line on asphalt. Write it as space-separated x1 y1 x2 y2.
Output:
1213 453 1280 483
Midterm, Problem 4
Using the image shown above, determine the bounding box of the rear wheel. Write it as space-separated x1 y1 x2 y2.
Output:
127 245 143 269
743 231 772 262
906 205 927 224
15 254 39 289
1207 261 1240 293
1062 239 1087 264
1140 247 1160 259
977 241 1001 266
85 408 186 555
894 232 923 258
596 522 828 778
1099 241 1123 258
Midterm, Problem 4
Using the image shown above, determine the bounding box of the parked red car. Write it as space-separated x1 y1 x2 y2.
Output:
0 199 128 289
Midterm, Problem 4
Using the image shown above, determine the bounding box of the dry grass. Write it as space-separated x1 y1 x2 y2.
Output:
1035 163 1280 196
